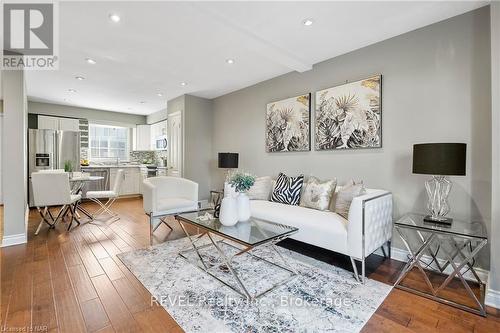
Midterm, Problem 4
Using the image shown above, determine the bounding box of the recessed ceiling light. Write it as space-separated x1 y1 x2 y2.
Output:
68 89 77 93
139 101 146 104
226 59 235 64
302 18 314 26
85 58 96 64
180 82 187 86
109 13 120 22
156 93 163 97
75 76 85 80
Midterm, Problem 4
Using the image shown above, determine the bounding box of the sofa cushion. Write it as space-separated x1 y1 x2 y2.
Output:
271 173 304 205
300 176 336 211
250 200 349 254
248 176 273 200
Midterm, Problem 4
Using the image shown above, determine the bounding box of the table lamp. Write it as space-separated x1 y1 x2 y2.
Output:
412 143 466 225
218 152 239 182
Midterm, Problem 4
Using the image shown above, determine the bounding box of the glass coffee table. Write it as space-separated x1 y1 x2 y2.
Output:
175 211 299 300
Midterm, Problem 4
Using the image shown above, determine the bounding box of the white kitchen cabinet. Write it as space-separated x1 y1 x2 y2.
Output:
38 115 80 131
136 124 151 150
110 168 141 196
38 115 59 130
59 117 80 131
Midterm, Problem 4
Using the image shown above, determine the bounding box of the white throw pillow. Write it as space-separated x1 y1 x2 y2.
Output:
300 176 337 211
335 180 366 219
247 176 273 200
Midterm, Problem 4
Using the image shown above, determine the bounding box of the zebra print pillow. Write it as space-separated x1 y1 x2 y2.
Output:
271 173 304 205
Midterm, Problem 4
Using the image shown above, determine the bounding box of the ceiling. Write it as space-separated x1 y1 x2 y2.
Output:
14 1 489 115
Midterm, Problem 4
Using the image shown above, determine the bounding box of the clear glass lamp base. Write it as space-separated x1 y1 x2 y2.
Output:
424 176 452 223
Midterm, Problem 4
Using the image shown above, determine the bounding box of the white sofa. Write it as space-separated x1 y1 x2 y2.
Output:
250 188 393 282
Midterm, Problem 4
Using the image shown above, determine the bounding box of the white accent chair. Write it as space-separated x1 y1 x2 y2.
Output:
86 169 124 222
142 176 199 245
32 172 82 234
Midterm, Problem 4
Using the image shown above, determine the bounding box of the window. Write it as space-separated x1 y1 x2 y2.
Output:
89 124 130 160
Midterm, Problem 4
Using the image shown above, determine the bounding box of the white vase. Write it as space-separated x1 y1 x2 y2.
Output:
219 196 238 226
237 192 251 221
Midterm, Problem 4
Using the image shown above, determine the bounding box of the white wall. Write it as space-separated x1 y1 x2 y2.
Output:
2 70 28 246
489 2 500 296
211 7 492 268
0 104 3 204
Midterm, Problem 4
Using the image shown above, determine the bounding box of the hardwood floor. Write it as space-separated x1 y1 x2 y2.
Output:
1 197 499 332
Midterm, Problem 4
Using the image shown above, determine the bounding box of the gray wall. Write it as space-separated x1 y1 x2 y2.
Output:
28 101 147 125
211 8 492 267
147 108 168 124
184 95 213 200
2 70 28 243
489 2 500 293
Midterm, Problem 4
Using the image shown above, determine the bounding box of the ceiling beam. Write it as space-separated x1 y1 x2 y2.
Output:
192 3 313 73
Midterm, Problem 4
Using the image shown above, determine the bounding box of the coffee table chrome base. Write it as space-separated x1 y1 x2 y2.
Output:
177 220 298 301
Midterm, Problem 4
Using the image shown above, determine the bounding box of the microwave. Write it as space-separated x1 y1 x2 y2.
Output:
155 136 167 150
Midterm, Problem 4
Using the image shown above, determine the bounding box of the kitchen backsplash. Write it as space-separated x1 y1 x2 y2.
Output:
129 150 168 165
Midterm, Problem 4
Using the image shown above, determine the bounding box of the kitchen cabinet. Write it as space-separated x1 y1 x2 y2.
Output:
38 115 80 131
110 167 141 196
150 120 168 149
136 124 151 151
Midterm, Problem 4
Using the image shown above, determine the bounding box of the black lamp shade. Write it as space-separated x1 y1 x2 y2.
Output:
412 143 466 176
218 153 239 169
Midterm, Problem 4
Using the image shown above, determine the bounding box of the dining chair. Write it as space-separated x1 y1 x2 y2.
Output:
143 176 199 245
31 172 82 234
86 169 124 222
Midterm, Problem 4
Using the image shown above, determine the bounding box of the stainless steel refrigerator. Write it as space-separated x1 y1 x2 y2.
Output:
28 129 81 206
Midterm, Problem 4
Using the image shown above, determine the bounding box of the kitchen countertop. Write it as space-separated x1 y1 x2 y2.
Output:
81 164 168 169
81 165 142 169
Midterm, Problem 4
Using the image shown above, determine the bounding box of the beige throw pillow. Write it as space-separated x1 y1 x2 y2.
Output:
247 176 273 200
335 180 366 219
300 177 337 211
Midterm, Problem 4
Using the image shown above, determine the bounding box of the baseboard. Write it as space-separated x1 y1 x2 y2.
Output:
485 287 500 309
1 233 27 247
378 246 499 309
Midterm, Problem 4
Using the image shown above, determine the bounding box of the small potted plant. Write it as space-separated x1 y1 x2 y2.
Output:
229 172 255 221
64 160 74 177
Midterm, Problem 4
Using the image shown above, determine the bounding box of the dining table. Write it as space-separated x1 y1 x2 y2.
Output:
70 175 105 220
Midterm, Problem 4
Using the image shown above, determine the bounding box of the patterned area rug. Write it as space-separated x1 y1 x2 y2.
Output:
118 237 391 333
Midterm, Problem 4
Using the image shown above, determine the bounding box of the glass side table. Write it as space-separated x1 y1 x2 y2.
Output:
394 213 488 316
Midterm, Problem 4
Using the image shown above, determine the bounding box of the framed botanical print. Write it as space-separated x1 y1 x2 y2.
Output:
315 75 382 150
266 94 311 152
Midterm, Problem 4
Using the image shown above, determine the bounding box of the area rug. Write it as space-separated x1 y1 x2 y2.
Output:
118 237 392 333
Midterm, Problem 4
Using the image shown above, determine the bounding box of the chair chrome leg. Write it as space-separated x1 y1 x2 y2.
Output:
149 214 154 246
361 257 366 284
350 256 360 282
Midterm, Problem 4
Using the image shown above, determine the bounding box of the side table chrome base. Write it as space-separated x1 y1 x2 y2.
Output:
394 225 487 316
176 220 298 301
